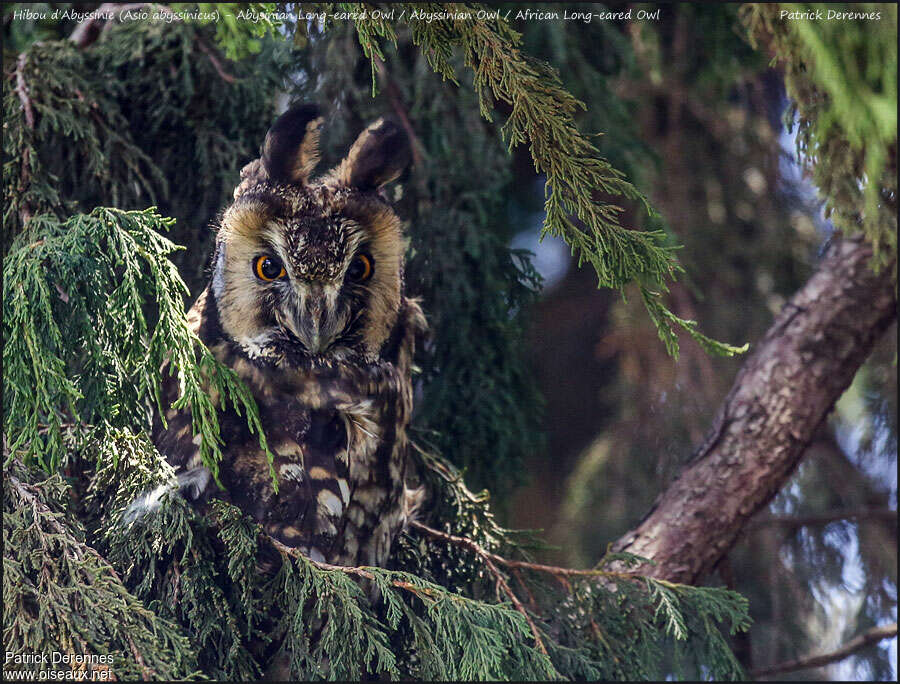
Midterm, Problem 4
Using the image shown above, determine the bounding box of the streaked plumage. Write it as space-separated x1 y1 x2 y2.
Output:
148 103 425 567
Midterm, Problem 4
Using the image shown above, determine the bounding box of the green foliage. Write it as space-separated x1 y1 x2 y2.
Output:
516 3 655 185
2 208 270 479
3 15 291 291
3 457 199 681
338 1 747 360
3 40 165 248
77 436 747 680
1 4 80 54
743 3 898 268
642 289 750 359
170 3 281 60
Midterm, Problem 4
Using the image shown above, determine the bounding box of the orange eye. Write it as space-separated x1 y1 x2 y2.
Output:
348 254 373 282
254 255 286 282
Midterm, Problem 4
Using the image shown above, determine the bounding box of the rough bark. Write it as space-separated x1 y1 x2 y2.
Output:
611 235 897 584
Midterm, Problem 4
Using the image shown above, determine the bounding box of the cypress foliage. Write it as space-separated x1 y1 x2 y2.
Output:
343 2 748 360
743 3 898 269
4 5 752 680
2 208 270 477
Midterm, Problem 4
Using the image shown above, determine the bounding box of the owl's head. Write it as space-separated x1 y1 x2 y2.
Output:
210 104 411 363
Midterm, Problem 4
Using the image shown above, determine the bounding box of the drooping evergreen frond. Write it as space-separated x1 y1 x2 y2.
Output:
743 3 898 269
2 207 269 478
336 2 747 359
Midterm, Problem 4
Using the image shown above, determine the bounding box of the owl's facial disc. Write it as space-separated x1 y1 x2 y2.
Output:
264 216 372 355
213 211 381 359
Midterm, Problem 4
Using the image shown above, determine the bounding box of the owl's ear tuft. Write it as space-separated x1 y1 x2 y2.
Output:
261 103 323 185
335 117 411 191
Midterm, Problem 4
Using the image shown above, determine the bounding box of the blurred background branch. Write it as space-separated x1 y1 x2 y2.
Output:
752 622 898 679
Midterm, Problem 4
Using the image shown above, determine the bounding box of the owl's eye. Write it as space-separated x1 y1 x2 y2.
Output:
254 255 286 282
347 253 373 282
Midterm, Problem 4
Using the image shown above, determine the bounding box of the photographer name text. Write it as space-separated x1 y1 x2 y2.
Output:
781 8 882 20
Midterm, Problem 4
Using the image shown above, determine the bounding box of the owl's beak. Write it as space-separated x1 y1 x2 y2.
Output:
293 283 340 354
297 305 328 354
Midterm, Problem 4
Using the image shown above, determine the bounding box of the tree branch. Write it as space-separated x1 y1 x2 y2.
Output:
266 535 440 603
14 53 35 129
409 521 550 655
746 507 897 532
750 622 897 679
195 36 237 83
374 55 425 168
410 520 621 580
13 52 35 227
610 235 897 583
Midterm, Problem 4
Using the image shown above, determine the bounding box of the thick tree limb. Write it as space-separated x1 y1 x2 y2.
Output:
611 235 897 583
750 622 897 679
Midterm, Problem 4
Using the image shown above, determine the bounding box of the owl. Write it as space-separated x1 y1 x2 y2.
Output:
142 103 426 568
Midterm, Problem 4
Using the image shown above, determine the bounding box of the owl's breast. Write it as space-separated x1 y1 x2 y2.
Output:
215 374 406 565
161 288 416 565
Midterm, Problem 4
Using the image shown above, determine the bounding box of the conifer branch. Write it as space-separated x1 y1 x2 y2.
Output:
344 2 747 358
742 5 897 269
410 519 552 656
408 520 650 657
483 550 549 656
410 520 623 580
4 462 194 680
269 531 553 660
750 623 898 679
269 535 440 603
13 53 35 226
